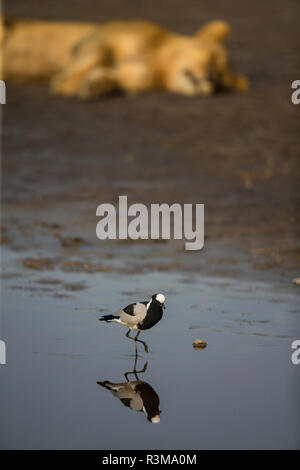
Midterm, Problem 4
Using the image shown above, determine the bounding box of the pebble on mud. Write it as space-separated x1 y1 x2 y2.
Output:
193 339 207 350
0 236 11 244
0 225 10 244
55 234 86 248
23 258 55 270
292 278 300 285
61 261 110 273
63 283 86 291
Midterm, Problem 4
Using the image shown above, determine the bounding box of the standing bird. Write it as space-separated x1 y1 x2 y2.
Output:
97 354 161 423
99 293 166 352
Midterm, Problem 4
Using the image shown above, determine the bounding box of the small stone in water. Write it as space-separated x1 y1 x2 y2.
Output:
193 339 207 350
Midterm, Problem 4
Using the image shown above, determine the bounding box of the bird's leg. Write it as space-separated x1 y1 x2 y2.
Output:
134 331 149 354
125 329 134 340
125 329 139 353
124 351 148 381
135 359 148 375
125 329 149 353
133 360 148 380
135 331 140 341
133 351 138 371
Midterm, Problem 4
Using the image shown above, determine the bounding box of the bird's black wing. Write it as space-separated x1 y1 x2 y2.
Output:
123 301 148 316
120 398 132 408
123 303 135 315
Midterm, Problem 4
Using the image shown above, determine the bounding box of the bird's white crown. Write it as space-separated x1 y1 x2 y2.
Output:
155 293 165 304
151 414 161 423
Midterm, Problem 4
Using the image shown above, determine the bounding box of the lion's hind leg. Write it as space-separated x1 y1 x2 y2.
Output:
77 60 156 100
220 70 249 92
77 66 119 99
50 54 100 97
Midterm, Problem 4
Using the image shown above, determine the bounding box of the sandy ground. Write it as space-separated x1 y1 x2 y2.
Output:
2 0 300 280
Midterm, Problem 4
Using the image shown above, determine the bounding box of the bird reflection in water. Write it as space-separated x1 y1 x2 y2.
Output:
97 353 161 423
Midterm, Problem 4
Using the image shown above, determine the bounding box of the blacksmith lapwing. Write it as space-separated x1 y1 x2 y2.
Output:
99 293 166 352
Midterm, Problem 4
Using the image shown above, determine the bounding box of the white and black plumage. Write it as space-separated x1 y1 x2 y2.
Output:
99 293 166 352
98 379 161 423
97 355 161 423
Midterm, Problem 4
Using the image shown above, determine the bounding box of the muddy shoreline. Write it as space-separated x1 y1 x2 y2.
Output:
3 0 300 280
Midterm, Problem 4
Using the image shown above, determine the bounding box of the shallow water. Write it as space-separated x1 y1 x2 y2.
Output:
1 257 299 449
2 0 300 448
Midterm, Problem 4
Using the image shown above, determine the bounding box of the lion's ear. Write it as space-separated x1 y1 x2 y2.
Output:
196 20 231 42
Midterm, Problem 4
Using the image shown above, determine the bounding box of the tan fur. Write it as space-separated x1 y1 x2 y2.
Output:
1 17 249 98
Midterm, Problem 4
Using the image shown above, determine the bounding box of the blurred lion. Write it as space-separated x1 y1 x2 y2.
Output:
0 17 249 99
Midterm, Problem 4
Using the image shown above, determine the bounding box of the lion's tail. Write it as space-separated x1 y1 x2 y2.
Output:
197 20 231 43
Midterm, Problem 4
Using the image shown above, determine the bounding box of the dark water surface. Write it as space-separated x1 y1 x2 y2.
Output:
1 0 300 449
1 260 299 449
